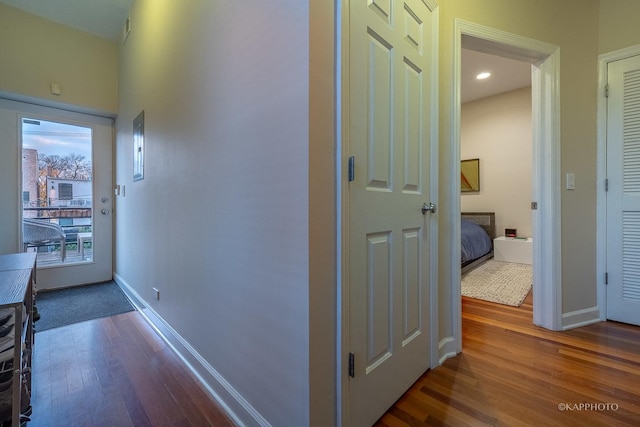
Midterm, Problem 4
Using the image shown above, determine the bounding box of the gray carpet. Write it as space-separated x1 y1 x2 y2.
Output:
35 281 135 332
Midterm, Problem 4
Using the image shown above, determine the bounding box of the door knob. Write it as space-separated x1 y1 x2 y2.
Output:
101 208 110 215
421 202 436 215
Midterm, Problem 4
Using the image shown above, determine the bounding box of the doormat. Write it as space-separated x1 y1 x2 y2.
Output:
35 281 135 332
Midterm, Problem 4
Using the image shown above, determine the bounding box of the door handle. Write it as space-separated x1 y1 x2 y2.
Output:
101 208 110 215
422 202 436 215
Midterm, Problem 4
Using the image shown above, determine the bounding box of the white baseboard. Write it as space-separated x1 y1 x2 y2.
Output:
562 306 601 330
113 274 269 427
438 336 458 365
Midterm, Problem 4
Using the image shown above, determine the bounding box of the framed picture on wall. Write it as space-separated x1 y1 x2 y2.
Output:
461 158 480 192
133 111 144 181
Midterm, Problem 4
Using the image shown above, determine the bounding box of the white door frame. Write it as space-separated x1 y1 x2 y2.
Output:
450 21 562 350
596 43 640 321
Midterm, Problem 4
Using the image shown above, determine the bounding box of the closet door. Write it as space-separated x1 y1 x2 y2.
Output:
606 54 640 325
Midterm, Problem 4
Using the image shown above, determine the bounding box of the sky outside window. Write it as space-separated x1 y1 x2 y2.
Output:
22 118 92 159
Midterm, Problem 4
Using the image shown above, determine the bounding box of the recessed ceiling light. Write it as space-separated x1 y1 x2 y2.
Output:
476 72 491 80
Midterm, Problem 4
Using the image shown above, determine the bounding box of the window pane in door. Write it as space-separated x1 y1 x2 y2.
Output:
21 118 93 266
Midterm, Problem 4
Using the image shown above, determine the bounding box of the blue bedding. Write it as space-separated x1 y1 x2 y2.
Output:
461 219 492 263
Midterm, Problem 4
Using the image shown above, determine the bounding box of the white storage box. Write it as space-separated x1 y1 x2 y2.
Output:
494 236 533 264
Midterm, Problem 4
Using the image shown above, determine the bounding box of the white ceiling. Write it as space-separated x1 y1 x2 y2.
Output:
0 0 133 41
1 1 531 101
461 48 532 103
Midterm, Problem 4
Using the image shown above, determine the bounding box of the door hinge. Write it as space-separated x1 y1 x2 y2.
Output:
348 352 355 378
348 156 355 182
605 272 608 285
605 84 610 98
605 178 609 192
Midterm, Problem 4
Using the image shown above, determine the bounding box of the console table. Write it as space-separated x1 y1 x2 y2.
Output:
0 253 36 425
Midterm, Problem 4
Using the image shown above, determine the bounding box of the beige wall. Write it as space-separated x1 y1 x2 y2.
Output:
438 0 600 340
599 0 640 53
461 88 533 238
115 1 325 425
0 4 118 115
309 0 337 424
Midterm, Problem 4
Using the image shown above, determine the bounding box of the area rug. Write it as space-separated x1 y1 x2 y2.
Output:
461 260 532 307
35 281 135 332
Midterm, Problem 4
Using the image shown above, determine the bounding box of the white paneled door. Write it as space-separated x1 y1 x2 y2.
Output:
606 54 640 326
347 0 438 425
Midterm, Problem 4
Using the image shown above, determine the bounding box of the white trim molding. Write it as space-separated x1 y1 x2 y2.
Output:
114 274 269 427
562 306 601 330
530 47 562 331
450 20 562 355
427 2 441 372
438 337 457 365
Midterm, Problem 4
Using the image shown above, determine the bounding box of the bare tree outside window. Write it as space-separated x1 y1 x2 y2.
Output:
37 153 92 204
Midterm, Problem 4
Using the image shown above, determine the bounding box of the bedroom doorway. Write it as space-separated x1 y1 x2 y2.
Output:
459 50 534 316
450 21 562 355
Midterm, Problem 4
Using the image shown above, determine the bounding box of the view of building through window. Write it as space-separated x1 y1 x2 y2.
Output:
21 118 93 265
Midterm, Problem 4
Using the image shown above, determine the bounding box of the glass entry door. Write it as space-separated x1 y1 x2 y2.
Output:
3 99 115 289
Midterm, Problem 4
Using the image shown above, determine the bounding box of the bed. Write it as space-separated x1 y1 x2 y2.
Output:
461 212 495 274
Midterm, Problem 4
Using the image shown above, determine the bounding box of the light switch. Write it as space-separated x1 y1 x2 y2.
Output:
50 82 61 96
566 173 575 190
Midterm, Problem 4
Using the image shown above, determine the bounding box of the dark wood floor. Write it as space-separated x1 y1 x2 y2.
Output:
25 293 640 426
376 292 640 426
28 312 234 427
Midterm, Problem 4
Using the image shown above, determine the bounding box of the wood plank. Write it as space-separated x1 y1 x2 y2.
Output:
27 312 234 427
26 288 640 426
376 295 640 426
